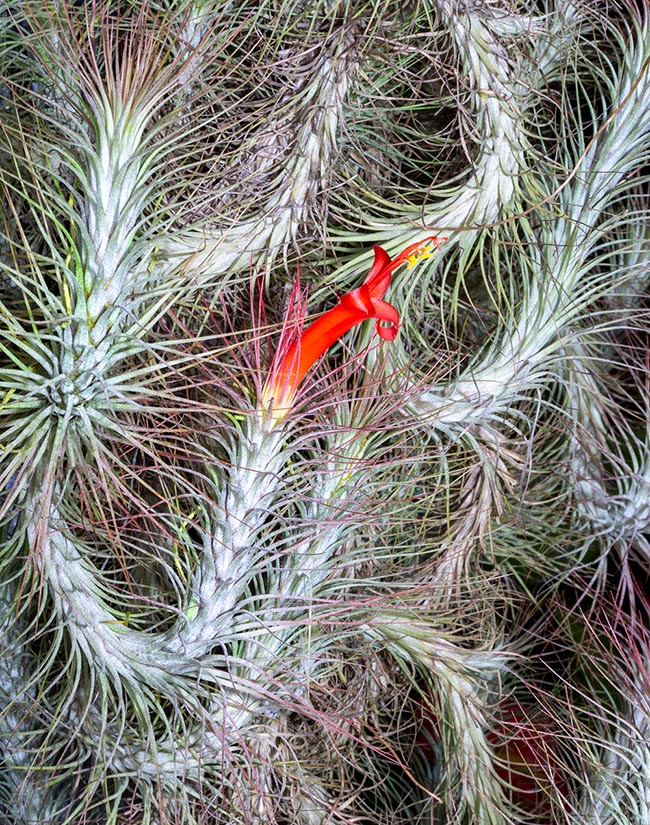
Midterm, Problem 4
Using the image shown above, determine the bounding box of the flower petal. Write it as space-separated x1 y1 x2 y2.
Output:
370 297 399 340
364 246 392 298
340 284 373 316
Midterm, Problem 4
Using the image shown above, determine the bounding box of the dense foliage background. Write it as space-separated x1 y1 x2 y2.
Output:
1 1 650 822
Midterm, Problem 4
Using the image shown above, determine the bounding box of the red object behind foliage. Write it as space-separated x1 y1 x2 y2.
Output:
415 696 567 822
489 700 567 819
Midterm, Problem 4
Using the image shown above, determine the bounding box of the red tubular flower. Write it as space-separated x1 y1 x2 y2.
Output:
260 236 446 422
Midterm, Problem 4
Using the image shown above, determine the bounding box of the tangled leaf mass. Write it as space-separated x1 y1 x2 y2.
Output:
1 1 649 823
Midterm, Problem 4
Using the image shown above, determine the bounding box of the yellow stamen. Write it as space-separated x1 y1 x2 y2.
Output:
405 245 435 268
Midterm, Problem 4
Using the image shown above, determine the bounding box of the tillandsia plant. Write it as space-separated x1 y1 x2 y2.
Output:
2 0 650 824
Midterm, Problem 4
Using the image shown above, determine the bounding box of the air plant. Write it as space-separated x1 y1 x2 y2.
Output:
1 1 650 824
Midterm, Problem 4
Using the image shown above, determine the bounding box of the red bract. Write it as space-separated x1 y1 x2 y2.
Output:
260 236 445 422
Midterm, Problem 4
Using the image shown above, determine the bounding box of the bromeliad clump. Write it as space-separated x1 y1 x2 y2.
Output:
260 237 445 423
3 2 650 824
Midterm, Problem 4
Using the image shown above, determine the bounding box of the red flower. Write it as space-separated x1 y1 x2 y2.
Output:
260 236 445 422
